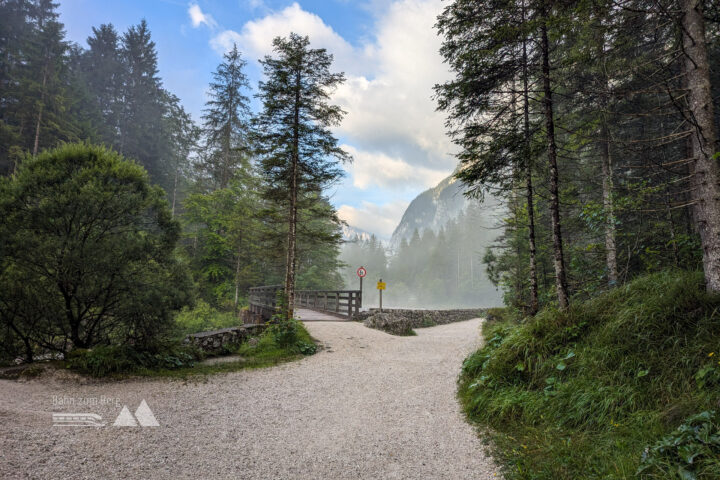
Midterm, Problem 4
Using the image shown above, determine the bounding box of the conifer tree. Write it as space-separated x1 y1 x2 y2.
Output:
82 24 124 147
254 33 350 319
436 0 549 311
201 44 252 190
118 20 167 185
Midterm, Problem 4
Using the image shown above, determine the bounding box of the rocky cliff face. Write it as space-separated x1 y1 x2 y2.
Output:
390 175 502 248
341 224 376 242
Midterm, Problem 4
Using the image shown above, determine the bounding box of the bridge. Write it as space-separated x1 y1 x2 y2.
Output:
248 285 362 322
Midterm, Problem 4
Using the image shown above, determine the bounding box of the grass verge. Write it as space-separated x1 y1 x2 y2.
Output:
459 271 720 479
65 320 316 380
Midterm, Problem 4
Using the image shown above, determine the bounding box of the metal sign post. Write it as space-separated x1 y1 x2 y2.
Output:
376 278 386 312
357 266 366 309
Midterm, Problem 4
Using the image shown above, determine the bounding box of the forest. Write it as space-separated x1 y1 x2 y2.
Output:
436 0 720 313
0 0 345 363
436 0 720 477
339 202 502 308
1 0 720 476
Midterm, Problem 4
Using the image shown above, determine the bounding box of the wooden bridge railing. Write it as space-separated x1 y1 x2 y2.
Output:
295 289 362 319
248 285 282 320
248 285 362 321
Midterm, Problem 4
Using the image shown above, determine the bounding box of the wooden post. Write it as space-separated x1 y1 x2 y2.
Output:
379 278 383 313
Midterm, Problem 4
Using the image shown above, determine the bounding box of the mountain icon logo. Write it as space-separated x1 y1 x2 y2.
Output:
113 400 159 427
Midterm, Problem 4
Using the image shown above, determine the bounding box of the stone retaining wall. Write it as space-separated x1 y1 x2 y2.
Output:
184 324 266 354
362 309 486 335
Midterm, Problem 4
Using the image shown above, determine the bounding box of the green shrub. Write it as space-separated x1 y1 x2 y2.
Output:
297 341 317 355
420 315 437 328
67 343 199 377
239 317 317 358
694 359 720 389
0 143 192 353
175 301 239 335
638 411 720 479
266 316 302 348
19 363 47 378
485 307 511 323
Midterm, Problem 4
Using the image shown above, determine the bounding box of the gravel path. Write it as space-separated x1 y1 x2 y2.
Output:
0 319 500 479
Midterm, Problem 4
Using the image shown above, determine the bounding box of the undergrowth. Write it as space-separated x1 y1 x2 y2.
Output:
460 271 720 479
174 301 239 336
67 319 317 379
66 343 201 377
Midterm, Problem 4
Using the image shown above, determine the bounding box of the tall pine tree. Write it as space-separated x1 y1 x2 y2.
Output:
200 44 252 190
254 33 350 319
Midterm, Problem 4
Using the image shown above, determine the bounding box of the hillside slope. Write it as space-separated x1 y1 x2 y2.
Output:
460 271 720 479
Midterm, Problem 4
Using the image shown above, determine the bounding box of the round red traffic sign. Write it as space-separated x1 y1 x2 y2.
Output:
357 266 367 278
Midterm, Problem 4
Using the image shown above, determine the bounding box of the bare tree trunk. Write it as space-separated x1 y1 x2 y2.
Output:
284 71 301 320
32 66 48 156
665 192 681 266
525 163 539 314
540 19 569 309
597 37 618 286
521 9 539 315
510 79 524 307
591 0 619 288
600 118 618 285
681 0 720 291
171 166 179 217
234 245 242 314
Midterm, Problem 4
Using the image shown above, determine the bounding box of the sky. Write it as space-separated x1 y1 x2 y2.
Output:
57 0 457 239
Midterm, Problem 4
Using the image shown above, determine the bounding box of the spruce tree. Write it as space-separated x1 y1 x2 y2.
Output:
82 24 124 147
201 44 252 190
679 0 720 292
436 0 548 311
254 33 350 319
118 20 167 186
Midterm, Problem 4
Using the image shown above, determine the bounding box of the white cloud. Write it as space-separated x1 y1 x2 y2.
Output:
204 0 456 232
343 144 447 191
210 2 359 72
188 4 217 29
333 0 455 168
210 30 243 53
211 0 455 169
246 0 265 10
338 201 409 239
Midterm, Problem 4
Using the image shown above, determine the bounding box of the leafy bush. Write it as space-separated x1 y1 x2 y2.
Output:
485 307 512 323
297 341 317 355
638 411 720 479
458 271 720 479
239 317 317 359
266 316 302 348
67 344 199 377
694 358 720 389
175 301 239 335
0 143 192 359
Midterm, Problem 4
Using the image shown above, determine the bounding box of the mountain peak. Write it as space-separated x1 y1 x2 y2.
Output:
390 174 501 247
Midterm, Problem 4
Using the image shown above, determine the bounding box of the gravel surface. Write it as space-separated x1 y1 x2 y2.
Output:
0 319 501 479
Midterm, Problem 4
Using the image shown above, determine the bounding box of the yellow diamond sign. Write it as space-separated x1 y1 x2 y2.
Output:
377 281 386 290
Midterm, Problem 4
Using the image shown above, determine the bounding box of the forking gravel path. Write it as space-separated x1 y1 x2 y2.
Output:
0 318 501 479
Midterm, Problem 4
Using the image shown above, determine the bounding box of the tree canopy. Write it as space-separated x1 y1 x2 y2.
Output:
0 143 192 360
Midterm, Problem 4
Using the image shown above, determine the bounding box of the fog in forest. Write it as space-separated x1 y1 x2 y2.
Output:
339 201 505 309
